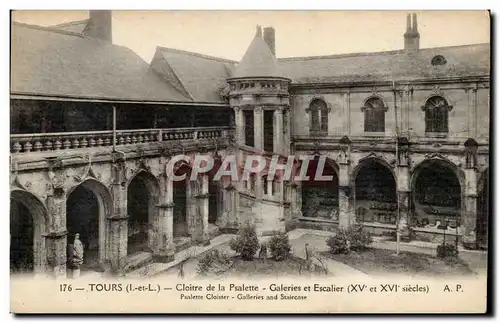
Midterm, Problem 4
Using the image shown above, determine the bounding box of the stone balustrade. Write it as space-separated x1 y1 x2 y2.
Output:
10 126 229 154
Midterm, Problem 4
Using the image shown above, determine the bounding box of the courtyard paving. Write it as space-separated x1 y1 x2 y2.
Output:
77 228 487 280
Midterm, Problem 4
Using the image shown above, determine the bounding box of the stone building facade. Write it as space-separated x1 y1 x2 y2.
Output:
10 11 490 278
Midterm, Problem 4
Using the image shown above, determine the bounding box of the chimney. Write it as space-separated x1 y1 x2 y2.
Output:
263 27 276 56
84 10 112 42
404 12 420 52
255 25 262 38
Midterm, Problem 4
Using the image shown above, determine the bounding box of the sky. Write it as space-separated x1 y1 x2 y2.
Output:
12 10 491 64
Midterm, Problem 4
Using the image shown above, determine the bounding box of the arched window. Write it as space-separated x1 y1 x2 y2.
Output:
423 96 450 133
307 99 329 135
362 97 387 133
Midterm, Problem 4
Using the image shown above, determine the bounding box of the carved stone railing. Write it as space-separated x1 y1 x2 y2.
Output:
10 126 229 154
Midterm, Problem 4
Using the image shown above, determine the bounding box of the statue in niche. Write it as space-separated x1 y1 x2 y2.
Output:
69 233 84 278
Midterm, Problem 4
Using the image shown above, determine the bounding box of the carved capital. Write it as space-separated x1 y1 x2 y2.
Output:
111 150 126 163
111 160 127 186
45 157 67 196
404 86 414 96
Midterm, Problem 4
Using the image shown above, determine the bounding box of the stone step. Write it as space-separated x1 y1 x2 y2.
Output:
208 224 220 240
126 234 236 278
174 237 192 252
122 252 153 273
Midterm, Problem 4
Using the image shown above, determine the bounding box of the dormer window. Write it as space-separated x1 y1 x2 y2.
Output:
431 55 447 66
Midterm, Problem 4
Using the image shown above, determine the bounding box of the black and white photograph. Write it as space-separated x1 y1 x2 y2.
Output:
9 9 491 314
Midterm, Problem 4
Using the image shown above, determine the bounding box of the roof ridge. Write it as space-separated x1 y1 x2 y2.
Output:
12 21 90 39
50 19 89 28
13 20 139 54
158 46 237 64
278 43 491 62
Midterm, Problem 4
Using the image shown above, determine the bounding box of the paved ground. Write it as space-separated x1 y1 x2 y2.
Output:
77 228 488 279
130 229 370 279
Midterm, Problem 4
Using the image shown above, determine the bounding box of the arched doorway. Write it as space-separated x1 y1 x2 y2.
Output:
66 180 110 271
353 159 397 224
10 190 47 275
126 171 159 255
301 156 339 221
173 164 191 245
477 169 489 250
411 160 462 233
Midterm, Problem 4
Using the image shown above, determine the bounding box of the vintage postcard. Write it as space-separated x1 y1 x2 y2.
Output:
9 10 490 314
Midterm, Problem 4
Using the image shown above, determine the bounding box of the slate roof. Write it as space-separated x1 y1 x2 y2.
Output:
11 22 190 102
49 19 89 34
277 43 491 84
11 19 490 106
151 47 236 102
232 26 284 79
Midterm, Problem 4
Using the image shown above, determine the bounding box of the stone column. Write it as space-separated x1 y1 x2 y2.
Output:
338 156 352 228
293 183 302 218
396 167 411 241
256 174 264 198
186 179 196 241
401 88 411 137
342 92 351 136
154 175 175 262
338 187 352 228
45 194 67 279
221 182 238 233
396 143 411 240
109 183 128 274
274 107 284 154
199 174 210 245
283 109 290 156
466 87 478 138
267 180 273 197
462 168 478 249
286 183 300 231
234 107 245 145
254 106 264 150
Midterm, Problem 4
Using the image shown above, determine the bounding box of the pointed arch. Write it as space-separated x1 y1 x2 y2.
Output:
352 157 397 224
10 189 49 274
410 158 464 230
126 170 161 255
352 156 396 184
300 155 339 220
66 178 112 268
